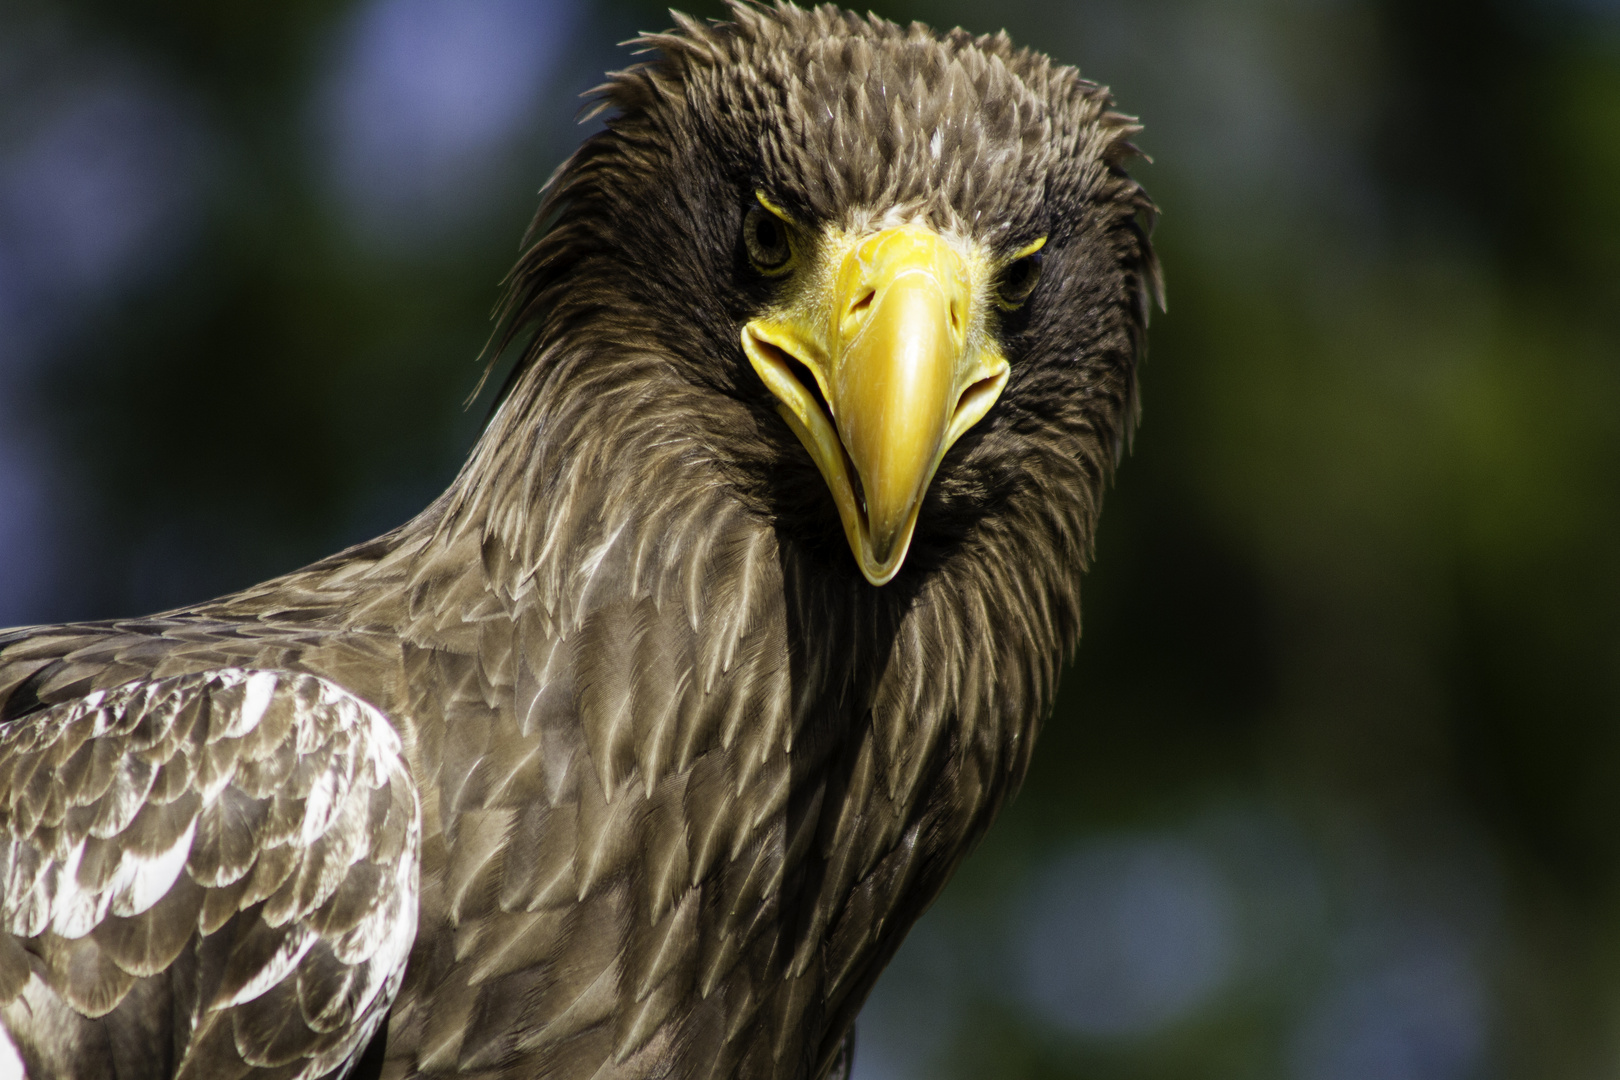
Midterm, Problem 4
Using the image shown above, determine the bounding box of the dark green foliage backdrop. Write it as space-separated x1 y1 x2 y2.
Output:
0 0 1616 1076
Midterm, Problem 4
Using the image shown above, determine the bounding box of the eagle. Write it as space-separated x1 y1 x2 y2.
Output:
0 4 1157 1078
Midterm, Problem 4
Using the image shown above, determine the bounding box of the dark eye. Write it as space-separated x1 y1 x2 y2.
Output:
999 251 1044 307
744 204 793 273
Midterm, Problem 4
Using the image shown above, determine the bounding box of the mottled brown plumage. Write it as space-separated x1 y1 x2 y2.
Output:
0 4 1156 1078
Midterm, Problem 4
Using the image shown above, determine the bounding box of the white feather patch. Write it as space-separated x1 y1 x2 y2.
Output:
216 670 277 739
299 763 343 846
0 1020 27 1080
215 923 318 1009
44 842 111 940
107 818 197 920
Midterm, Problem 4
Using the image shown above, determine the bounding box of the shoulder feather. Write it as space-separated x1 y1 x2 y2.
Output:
0 668 420 1080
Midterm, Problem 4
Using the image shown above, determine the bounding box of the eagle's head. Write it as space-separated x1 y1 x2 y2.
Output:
488 1 1158 592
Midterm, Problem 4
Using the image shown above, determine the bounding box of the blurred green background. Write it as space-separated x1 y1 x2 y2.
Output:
1 0 1617 1076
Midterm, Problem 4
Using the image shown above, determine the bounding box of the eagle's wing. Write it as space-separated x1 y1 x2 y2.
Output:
0 667 420 1080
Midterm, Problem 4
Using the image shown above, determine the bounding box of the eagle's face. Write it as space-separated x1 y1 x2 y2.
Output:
509 4 1155 588
739 197 1039 584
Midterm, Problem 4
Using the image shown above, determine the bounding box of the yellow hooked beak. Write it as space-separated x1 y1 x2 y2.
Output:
743 223 1010 585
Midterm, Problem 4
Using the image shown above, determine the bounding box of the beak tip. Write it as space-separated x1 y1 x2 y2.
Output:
856 530 909 587
858 560 901 587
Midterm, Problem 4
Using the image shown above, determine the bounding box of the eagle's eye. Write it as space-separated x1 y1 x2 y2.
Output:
744 204 794 275
998 251 1044 308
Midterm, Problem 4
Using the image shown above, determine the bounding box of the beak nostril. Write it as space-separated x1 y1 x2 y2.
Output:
849 290 875 317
